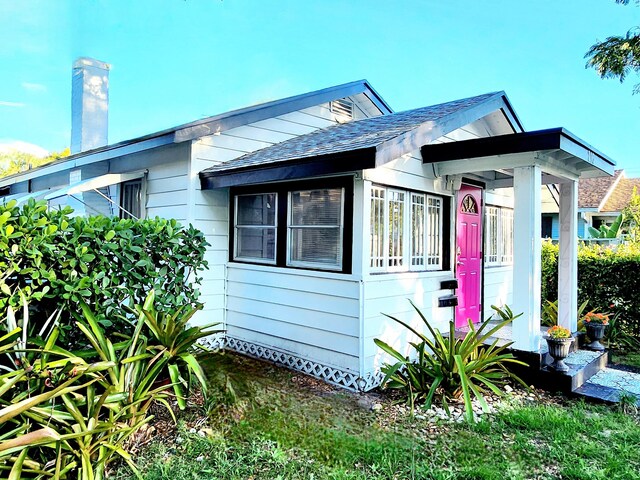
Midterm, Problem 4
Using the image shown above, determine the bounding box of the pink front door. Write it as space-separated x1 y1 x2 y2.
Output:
455 185 482 328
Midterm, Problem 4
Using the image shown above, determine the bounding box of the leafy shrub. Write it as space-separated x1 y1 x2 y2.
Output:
541 240 640 337
577 242 640 336
0 199 208 346
374 303 527 422
541 240 559 305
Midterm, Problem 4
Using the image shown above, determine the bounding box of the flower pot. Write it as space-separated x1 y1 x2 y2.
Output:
545 336 574 373
585 323 607 351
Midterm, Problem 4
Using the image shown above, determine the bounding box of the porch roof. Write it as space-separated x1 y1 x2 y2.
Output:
421 128 616 186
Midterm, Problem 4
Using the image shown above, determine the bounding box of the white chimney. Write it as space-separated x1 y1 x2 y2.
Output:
71 57 111 154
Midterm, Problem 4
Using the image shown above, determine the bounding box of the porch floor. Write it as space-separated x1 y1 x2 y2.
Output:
454 320 549 353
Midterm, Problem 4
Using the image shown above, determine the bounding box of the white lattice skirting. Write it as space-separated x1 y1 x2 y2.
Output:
200 335 383 392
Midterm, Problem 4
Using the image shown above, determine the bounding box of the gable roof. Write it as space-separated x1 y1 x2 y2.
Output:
200 91 522 188
0 80 391 188
601 176 640 212
578 169 624 209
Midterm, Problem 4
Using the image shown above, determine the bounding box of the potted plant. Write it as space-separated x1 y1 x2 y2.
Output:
545 325 574 372
583 311 609 351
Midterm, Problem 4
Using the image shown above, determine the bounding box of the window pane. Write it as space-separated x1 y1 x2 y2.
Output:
236 227 276 261
411 193 425 267
370 187 385 269
501 208 514 264
290 189 341 225
290 227 341 266
426 196 442 268
388 190 404 268
237 194 276 225
485 206 499 264
120 180 142 219
288 188 343 269
235 193 277 262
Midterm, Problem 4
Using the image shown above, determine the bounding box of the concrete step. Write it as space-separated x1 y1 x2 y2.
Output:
537 349 608 394
573 367 640 406
509 348 607 394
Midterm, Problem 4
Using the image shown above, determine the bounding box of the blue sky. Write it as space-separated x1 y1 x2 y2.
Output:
1 0 639 174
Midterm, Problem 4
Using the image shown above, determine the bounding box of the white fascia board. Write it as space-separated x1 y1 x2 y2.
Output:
558 135 615 177
44 171 146 201
1 189 49 205
0 135 172 187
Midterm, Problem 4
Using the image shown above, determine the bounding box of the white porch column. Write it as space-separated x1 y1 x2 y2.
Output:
558 180 578 332
512 166 542 351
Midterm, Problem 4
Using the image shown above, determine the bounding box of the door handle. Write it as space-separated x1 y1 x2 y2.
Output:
457 260 464 266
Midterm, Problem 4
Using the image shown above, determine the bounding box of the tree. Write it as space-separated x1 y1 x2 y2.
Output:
622 186 640 239
0 148 70 178
585 1 640 93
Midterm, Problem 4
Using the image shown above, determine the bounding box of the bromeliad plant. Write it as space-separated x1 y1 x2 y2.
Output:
374 303 527 422
0 297 177 479
135 290 223 409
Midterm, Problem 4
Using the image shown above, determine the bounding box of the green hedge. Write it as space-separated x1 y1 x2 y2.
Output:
0 199 208 345
541 241 640 335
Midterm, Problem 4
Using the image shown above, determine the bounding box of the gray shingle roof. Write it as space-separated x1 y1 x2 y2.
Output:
200 91 502 175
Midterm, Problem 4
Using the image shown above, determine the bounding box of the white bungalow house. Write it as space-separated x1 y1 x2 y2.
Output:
0 58 615 390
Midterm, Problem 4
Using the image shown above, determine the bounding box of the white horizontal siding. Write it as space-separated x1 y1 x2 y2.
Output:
363 150 451 195
483 266 513 319
362 271 455 378
187 98 382 368
226 264 361 371
189 186 229 329
486 188 514 208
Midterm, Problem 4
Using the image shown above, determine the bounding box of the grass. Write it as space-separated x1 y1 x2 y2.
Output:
112 353 640 480
609 349 640 369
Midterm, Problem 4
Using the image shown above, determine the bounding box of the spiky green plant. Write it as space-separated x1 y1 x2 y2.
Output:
541 298 590 328
374 302 528 422
136 289 223 409
0 297 175 479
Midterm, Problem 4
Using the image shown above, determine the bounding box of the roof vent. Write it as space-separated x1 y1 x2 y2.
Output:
330 99 354 121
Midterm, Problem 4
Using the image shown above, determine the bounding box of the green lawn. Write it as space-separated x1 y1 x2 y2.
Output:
609 349 640 369
112 353 640 480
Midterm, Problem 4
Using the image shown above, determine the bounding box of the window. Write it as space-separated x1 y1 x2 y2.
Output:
231 178 352 273
234 193 277 263
484 205 513 267
288 188 344 269
120 179 143 219
370 185 444 273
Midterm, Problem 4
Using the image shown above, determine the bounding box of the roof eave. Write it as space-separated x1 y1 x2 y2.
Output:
199 147 376 189
175 79 392 143
2 79 392 188
421 127 615 178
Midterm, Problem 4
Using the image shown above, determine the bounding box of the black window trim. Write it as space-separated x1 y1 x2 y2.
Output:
229 176 354 274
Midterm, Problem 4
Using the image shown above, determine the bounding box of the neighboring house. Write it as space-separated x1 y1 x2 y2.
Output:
0 58 615 391
541 169 640 239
